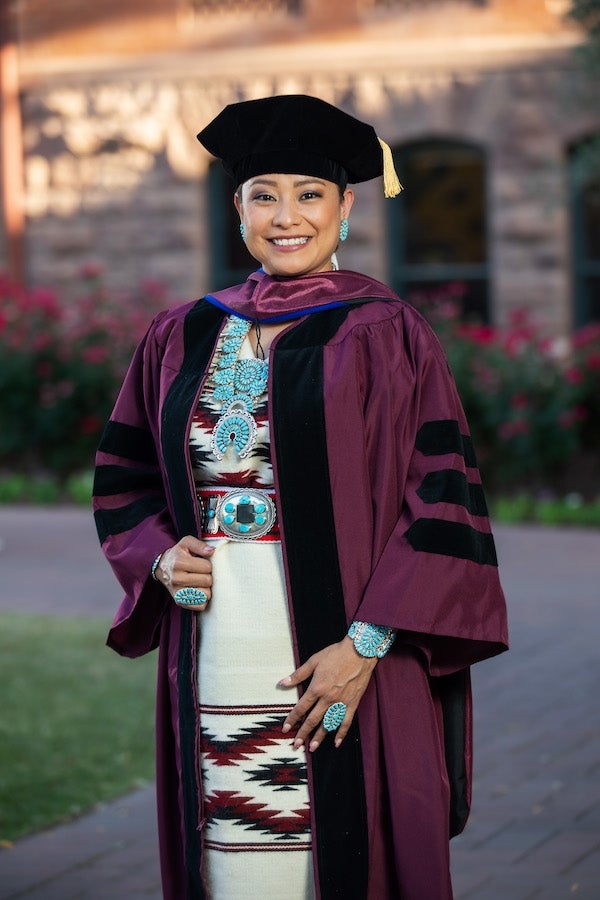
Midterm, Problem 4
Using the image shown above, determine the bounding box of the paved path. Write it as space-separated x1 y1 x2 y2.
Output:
0 507 599 899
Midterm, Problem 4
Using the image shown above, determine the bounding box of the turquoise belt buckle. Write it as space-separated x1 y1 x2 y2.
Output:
215 488 276 540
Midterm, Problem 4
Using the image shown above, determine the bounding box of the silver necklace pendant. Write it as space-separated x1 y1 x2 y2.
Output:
209 316 268 461
210 401 258 461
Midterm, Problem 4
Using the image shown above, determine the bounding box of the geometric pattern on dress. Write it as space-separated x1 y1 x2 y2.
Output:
200 705 311 850
204 791 311 844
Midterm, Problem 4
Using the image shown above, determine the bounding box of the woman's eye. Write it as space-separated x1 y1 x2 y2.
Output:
300 191 321 200
252 192 275 202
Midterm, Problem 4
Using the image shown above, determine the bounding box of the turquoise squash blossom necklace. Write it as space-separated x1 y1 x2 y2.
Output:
210 316 269 460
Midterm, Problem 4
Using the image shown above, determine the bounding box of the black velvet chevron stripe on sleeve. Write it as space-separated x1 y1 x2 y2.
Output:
405 519 498 566
94 496 167 545
417 470 489 517
97 420 159 465
415 420 477 468
409 419 496 562
93 464 165 497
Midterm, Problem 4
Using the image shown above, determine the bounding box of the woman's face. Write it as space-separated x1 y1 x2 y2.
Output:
234 173 354 277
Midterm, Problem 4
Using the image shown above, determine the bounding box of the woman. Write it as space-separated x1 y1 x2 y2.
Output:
93 95 508 900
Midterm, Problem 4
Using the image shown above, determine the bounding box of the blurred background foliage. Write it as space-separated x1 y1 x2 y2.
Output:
411 284 600 497
0 266 171 477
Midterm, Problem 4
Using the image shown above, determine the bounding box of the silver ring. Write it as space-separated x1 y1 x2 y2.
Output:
174 587 207 608
323 702 347 732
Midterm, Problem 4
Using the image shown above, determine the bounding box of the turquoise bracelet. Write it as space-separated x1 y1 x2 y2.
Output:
348 621 396 658
151 553 163 582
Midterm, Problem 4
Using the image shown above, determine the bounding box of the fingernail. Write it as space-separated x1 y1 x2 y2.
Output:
309 740 319 753
293 738 302 750
203 546 215 555
278 676 292 687
282 723 291 733
335 738 342 748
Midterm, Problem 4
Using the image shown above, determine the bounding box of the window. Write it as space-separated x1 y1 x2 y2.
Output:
570 138 600 325
208 161 256 290
387 140 489 322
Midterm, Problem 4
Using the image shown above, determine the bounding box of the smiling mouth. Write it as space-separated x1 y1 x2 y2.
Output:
270 237 309 246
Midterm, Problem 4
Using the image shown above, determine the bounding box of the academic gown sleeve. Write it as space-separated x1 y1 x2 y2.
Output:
327 302 508 676
92 310 180 659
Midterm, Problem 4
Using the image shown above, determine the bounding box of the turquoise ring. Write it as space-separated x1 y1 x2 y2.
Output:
323 702 347 732
174 587 207 608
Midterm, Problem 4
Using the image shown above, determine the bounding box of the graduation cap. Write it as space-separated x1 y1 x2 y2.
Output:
197 94 402 198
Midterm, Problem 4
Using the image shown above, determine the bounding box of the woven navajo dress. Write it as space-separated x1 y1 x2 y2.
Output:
189 315 314 899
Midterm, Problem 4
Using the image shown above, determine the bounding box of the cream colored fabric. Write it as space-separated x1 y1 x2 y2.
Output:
191 315 315 898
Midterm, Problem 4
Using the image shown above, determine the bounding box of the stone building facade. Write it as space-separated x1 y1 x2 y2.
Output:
4 0 599 334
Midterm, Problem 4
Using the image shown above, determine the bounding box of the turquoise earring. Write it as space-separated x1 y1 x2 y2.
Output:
339 218 349 242
239 223 246 242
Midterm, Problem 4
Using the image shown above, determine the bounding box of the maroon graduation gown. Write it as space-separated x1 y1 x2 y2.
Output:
93 269 508 899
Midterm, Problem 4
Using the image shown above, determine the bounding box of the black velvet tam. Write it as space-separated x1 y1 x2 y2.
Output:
197 94 385 187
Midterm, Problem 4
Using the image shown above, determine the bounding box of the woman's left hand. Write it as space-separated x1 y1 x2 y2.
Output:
279 636 378 752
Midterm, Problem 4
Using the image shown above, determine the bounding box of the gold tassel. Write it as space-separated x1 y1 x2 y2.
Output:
377 137 403 198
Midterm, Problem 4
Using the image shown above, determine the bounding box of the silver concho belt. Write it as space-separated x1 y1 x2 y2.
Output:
197 488 278 541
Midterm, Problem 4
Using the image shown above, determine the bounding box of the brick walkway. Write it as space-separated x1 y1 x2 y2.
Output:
0 508 599 898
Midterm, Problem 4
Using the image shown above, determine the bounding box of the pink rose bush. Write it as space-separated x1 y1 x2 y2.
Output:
409 286 598 494
0 268 172 475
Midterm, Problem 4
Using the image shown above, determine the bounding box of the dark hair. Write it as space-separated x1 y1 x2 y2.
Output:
235 168 348 200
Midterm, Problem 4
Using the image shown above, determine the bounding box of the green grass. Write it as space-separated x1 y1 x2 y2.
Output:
491 493 600 527
0 613 156 843
0 471 93 506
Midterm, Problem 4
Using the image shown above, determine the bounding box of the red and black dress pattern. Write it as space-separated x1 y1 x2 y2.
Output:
200 706 311 851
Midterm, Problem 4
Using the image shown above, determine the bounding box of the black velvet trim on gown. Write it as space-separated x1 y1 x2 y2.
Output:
272 305 370 900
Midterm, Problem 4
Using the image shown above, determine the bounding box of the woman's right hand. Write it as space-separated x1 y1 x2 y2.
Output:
154 536 215 607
